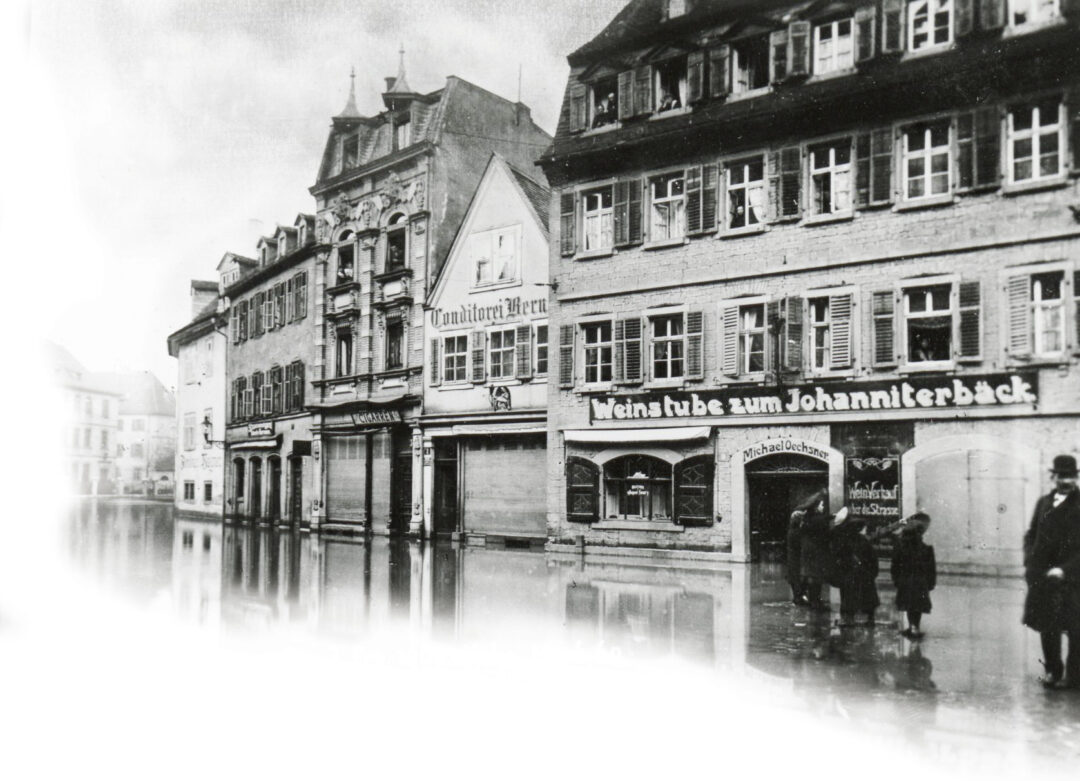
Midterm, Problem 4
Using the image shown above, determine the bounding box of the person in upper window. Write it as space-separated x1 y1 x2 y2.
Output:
593 93 616 127
658 91 680 111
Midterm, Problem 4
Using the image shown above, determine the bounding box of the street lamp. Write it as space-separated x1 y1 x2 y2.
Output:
202 416 225 448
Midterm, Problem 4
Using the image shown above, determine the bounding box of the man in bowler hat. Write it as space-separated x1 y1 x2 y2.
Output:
1023 454 1080 688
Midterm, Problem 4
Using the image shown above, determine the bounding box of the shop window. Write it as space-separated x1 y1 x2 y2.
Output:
566 458 600 523
582 321 614 384
183 413 196 451
386 215 407 272
604 455 673 521
809 140 853 217
674 457 713 526
908 0 953 51
650 313 685 381
649 172 686 242
726 156 765 230
583 187 614 252
903 121 951 200
535 324 549 375
1010 0 1059 27
814 18 854 75
904 284 953 363
443 335 468 382
654 58 686 112
488 327 516 379
590 76 619 129
386 320 404 370
1007 99 1064 184
336 330 353 377
337 242 355 283
731 37 770 94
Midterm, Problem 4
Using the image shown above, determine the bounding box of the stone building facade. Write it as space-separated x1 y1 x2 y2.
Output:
540 0 1080 573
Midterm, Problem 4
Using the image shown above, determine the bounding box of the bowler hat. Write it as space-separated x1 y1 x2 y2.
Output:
1051 454 1078 477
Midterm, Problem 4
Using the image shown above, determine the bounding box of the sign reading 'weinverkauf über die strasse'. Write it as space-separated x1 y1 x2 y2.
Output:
588 373 1038 423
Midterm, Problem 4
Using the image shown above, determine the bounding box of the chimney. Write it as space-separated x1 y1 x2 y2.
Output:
190 281 218 319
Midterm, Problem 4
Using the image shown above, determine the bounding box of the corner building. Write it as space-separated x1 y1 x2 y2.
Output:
540 0 1080 573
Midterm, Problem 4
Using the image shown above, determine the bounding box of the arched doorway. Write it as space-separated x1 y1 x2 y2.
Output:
268 457 282 523
745 454 829 562
249 457 262 521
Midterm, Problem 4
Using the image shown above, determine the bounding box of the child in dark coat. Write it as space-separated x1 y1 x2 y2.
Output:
830 507 880 627
891 512 937 638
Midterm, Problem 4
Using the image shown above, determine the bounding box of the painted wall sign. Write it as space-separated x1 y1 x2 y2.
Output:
845 455 901 524
741 439 832 464
247 422 274 438
588 373 1038 423
430 296 546 328
351 409 402 426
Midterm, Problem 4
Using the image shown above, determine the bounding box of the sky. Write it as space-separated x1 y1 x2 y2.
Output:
12 0 628 388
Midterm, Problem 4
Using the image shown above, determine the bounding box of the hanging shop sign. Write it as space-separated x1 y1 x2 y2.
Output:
588 373 1038 423
351 409 402 427
845 455 901 524
247 422 275 438
430 296 547 328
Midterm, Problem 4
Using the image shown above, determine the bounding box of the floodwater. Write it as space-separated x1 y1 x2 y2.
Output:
60 499 1080 770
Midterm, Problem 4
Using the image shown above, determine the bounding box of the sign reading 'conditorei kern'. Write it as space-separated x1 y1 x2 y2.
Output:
588 373 1038 423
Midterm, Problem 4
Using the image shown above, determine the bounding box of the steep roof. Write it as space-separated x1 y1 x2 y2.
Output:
47 341 122 395
506 162 551 234
91 371 176 417
191 280 217 292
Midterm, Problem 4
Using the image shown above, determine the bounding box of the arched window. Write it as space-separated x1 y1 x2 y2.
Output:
604 455 673 521
674 456 713 526
386 213 407 272
336 230 355 283
567 457 600 523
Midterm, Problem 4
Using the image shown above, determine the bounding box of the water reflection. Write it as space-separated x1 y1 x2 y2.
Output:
66 500 1080 762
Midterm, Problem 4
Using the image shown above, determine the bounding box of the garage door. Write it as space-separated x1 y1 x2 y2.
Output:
462 434 546 537
326 435 367 523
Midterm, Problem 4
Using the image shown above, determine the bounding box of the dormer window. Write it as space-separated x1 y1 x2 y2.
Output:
590 75 619 129
395 119 411 150
278 235 289 257
666 0 689 19
342 134 359 172
908 0 953 52
260 245 269 265
654 57 686 112
298 223 307 246
1010 0 1059 27
386 214 407 272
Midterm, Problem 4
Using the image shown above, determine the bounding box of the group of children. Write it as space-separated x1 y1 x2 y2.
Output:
787 496 938 638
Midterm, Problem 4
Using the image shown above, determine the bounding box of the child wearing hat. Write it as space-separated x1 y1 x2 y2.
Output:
891 512 937 639
829 506 881 627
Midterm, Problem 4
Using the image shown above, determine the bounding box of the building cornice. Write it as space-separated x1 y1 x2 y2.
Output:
309 142 435 198
223 242 327 299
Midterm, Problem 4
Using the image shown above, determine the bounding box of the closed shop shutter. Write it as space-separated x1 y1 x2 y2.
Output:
369 429 393 530
326 435 367 522
462 434 546 537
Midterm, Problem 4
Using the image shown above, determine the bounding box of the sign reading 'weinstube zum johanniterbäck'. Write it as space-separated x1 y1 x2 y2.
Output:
588 373 1038 423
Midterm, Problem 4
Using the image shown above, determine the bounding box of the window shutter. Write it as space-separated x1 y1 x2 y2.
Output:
829 293 854 369
621 316 643 384
247 298 256 338
957 280 982 361
566 458 600 523
882 0 905 54
617 71 634 121
721 305 739 377
240 301 249 341
872 290 898 367
979 0 1006 29
1006 274 1032 358
687 50 705 103
955 0 975 36
296 363 305 408
297 273 307 319
560 192 577 256
429 337 441 386
787 21 811 78
613 319 626 382
231 307 239 344
675 456 714 527
285 278 295 322
769 146 802 220
1070 96 1080 172
856 134 872 208
284 365 294 412
634 65 653 115
855 5 877 62
686 310 705 380
784 296 804 372
974 107 1002 188
871 129 894 203
767 299 782 377
613 181 630 246
244 388 254 420
685 166 704 234
628 179 644 244
515 324 533 381
471 330 486 384
569 82 587 133
770 28 789 83
957 112 976 189
559 324 575 388
1073 269 1080 353
709 45 730 98
702 164 718 232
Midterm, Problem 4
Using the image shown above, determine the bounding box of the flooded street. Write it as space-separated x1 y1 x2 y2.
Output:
49 500 1080 773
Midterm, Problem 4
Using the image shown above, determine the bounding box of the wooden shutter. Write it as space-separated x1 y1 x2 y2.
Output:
769 146 802 220
628 179 644 244
979 0 1007 29
570 82 587 133
296 273 307 319
230 380 237 422
975 107 1002 188
566 458 600 523
620 316 643 384
721 304 739 377
1006 274 1032 358
784 296 804 372
687 51 705 103
1073 269 1080 353
767 300 782 377
702 164 718 232
515 324 533 381
252 373 261 417
872 290 898 367
955 0 975 36
231 307 240 344
613 319 626 382
686 310 705 380
247 297 256 337
855 5 877 62
560 192 577 256
239 301 248 341
855 134 872 207
429 337 441 386
957 281 982 361
559 324 575 388
1069 95 1080 172
471 330 486 384
829 293 854 369
272 366 283 414
856 130 893 207
685 166 704 234
788 21 811 78
613 181 630 246
285 278 295 322
634 65 653 115
293 362 305 409
770 28 788 83
882 0 905 54
709 45 730 98
617 71 634 121
675 456 713 527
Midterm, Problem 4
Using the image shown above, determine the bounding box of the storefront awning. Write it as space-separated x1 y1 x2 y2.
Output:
563 427 711 444
228 436 282 451
452 423 547 436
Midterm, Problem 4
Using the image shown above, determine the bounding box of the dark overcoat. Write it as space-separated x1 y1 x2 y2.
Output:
831 526 880 615
800 510 832 583
1023 488 1080 633
786 511 804 588
890 532 936 614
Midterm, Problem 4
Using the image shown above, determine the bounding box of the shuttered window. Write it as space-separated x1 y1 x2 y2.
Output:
768 147 802 220
809 140 853 216
685 165 718 234
1007 99 1065 184
566 458 600 523
709 45 730 98
788 21 812 77
471 330 487 384
957 107 1002 190
582 186 614 252
271 366 283 415
902 121 951 201
769 28 788 83
583 321 614 384
909 0 954 51
882 0 906 53
649 172 686 241
559 324 575 388
649 313 685 381
569 82 587 133
872 290 898 367
488 327 516 380
515 324 533 381
590 75 619 129
685 310 705 380
957 281 983 361
675 457 713 527
1006 270 1066 358
855 128 894 207
535 325 549 375
813 18 853 75
726 156 766 230
719 301 767 377
560 192 577 256
855 5 878 62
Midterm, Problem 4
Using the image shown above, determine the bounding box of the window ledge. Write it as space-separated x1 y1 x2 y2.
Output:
898 362 956 375
577 383 616 393
593 520 684 532
803 212 854 227
1002 176 1068 196
644 237 688 251
805 369 857 381
1002 18 1066 38
645 380 685 390
726 86 771 103
902 42 955 60
649 107 691 120
1005 357 1071 369
806 67 857 83
719 224 766 239
575 248 615 261
582 122 622 136
470 279 521 294
895 193 954 212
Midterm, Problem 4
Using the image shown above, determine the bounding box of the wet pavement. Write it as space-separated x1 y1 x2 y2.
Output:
54 500 1080 770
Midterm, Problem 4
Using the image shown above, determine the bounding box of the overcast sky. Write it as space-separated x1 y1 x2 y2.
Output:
18 0 627 387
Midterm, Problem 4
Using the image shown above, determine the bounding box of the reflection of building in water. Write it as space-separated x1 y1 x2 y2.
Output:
220 527 304 631
171 519 222 626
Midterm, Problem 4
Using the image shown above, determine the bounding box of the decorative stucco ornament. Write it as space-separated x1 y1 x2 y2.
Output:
331 193 352 223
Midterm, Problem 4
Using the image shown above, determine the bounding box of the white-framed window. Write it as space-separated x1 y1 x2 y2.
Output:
1031 271 1066 355
809 298 831 371
183 482 196 502
203 482 213 503
443 334 469 383
654 58 687 112
183 413 195 451
809 140 853 216
726 156 766 230
739 304 767 373
649 172 686 241
667 0 688 18
1007 99 1064 184
908 0 953 51
731 37 770 94
471 225 521 286
814 18 854 75
904 283 954 364
902 120 951 200
1010 0 1060 28
535 324 549 376
589 77 619 129
582 321 614 384
650 313 685 381
488 327 516 379
336 330 353 377
582 187 614 252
